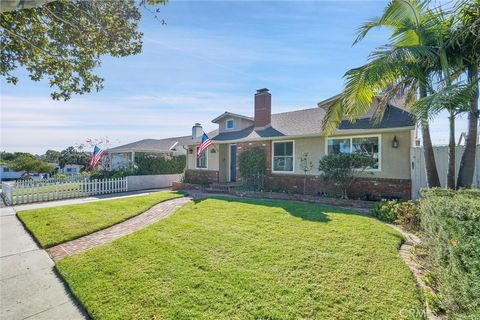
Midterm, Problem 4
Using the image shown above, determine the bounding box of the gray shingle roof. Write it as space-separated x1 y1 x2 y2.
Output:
211 105 414 142
107 135 194 153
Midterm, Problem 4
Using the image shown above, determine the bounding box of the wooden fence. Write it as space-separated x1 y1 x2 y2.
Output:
2 177 127 206
410 145 480 199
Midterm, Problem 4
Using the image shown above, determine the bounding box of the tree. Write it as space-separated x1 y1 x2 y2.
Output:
8 155 53 177
299 152 313 195
0 151 34 162
453 1 480 188
58 146 90 168
0 0 166 100
318 153 376 199
321 0 442 188
43 149 61 163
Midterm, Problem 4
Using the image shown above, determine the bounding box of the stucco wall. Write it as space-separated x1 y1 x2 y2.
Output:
187 129 412 180
126 174 182 191
270 130 412 179
186 145 219 171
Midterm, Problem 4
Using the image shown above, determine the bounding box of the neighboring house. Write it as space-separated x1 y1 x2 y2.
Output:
0 165 23 181
106 135 194 170
184 88 416 200
52 163 84 175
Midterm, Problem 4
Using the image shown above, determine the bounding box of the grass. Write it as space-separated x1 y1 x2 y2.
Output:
57 197 424 319
17 191 184 248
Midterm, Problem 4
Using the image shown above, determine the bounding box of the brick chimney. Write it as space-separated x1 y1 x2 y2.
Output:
254 88 271 129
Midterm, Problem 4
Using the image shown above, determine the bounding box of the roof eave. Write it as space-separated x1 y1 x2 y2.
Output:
211 112 254 123
183 126 415 145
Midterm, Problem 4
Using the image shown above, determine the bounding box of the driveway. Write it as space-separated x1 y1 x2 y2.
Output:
0 206 88 320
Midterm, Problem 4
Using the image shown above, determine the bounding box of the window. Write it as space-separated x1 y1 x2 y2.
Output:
273 141 294 172
196 147 207 169
226 119 234 129
326 135 380 170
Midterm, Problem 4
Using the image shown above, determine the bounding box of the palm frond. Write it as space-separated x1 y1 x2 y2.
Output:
411 80 480 121
321 97 345 136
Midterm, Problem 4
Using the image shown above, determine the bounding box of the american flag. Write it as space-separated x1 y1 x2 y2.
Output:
89 145 104 167
197 133 213 158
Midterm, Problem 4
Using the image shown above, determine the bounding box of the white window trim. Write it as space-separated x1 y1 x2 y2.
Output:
324 134 382 172
195 147 208 170
272 140 295 174
226 118 234 130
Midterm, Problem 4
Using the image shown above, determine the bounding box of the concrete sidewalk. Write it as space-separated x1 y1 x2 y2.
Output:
13 188 170 212
0 206 88 320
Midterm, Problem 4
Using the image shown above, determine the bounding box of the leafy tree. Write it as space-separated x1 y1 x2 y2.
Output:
9 155 54 177
1 151 35 162
0 0 166 100
318 153 376 199
43 149 61 163
58 146 90 168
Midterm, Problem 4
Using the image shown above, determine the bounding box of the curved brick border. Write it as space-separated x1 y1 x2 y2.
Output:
47 197 191 261
388 224 438 320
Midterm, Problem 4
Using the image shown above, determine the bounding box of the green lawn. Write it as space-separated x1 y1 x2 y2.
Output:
57 197 423 320
17 191 184 248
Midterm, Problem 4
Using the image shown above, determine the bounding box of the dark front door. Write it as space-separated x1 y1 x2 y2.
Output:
230 144 237 182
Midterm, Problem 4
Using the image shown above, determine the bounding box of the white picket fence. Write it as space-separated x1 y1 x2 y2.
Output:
2 177 127 205
14 175 89 187
410 145 480 199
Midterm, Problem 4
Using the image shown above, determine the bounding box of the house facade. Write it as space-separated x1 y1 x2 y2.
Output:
106 135 194 170
184 88 415 200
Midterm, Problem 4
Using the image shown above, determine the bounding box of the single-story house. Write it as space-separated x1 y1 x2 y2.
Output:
52 163 84 175
184 88 416 200
106 135 194 170
0 165 23 181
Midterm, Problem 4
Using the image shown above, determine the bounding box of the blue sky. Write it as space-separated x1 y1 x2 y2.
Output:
1 0 459 154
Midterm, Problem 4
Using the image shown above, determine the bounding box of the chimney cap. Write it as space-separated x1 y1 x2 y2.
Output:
256 88 270 94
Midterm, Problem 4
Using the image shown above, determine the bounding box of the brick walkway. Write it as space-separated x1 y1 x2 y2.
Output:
47 196 191 261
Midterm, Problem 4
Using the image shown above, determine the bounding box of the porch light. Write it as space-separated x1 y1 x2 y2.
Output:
211 148 217 154
392 136 399 148
188 148 193 154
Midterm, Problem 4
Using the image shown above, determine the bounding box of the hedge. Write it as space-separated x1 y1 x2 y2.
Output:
420 188 480 319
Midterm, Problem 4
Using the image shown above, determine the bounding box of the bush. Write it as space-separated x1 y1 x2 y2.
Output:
134 154 185 175
372 200 399 223
238 147 265 190
372 200 421 232
394 201 421 232
318 153 376 199
420 188 480 318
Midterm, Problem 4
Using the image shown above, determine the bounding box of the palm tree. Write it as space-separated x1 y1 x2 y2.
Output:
453 1 480 188
322 0 442 188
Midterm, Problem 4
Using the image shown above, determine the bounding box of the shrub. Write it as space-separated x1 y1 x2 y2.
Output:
372 200 421 232
372 199 399 223
52 173 68 179
394 201 421 232
318 153 376 199
420 188 480 318
238 147 265 190
134 154 185 175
